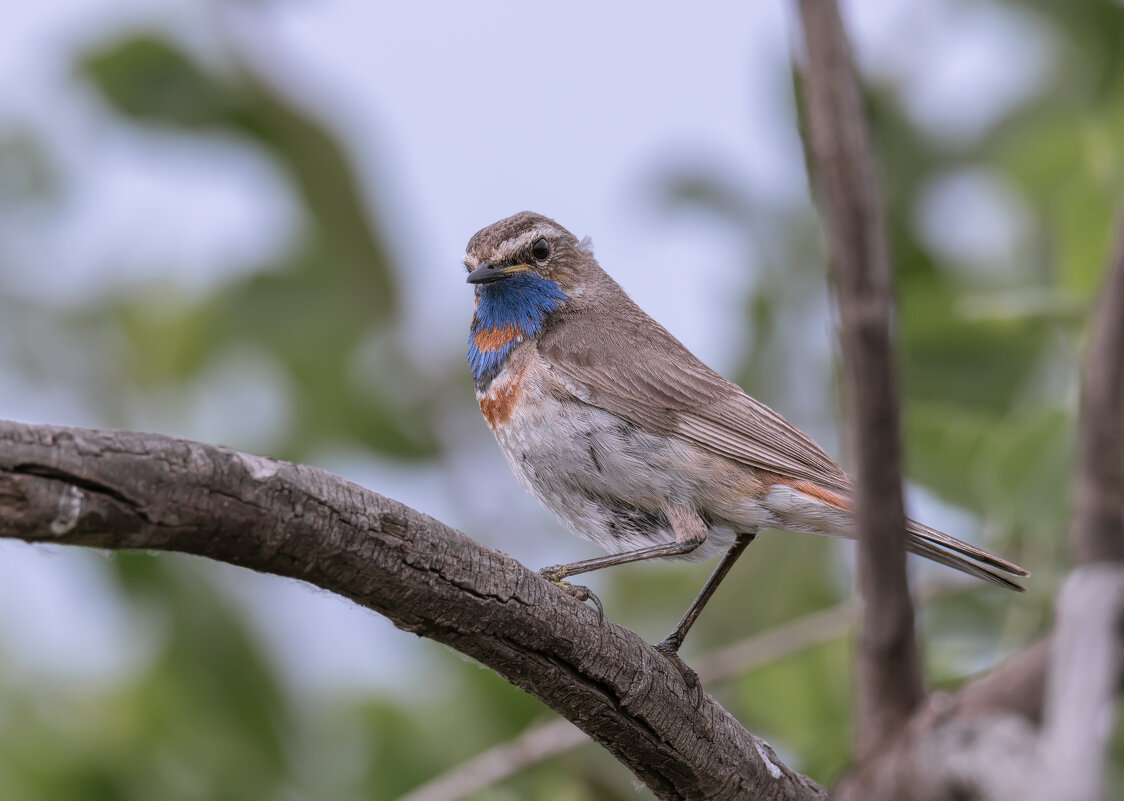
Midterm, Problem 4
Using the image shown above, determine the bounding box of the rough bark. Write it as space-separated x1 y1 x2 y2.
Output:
0 420 827 801
794 0 924 761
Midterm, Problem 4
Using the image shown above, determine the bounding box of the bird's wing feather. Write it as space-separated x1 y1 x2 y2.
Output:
536 293 1029 586
537 300 852 494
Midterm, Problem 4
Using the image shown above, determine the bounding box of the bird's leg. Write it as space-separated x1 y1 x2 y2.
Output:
657 531 757 653
655 531 757 697
539 505 709 619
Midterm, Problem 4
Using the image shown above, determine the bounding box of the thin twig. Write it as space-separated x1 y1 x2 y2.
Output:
793 0 924 759
396 718 586 801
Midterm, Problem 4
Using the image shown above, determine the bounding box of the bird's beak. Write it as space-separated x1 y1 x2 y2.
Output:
466 262 532 285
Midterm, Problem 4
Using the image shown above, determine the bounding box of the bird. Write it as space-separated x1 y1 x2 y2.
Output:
463 210 1027 686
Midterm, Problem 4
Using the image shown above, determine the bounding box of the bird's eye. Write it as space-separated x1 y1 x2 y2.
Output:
531 238 550 261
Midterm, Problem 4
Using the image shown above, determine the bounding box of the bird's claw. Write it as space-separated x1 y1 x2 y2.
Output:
538 568 604 621
538 564 568 583
561 582 604 620
655 639 703 708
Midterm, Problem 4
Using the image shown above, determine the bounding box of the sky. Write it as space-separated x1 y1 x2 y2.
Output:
0 0 1050 696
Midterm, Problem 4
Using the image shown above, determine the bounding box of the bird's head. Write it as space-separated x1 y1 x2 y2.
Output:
464 212 602 386
464 211 600 303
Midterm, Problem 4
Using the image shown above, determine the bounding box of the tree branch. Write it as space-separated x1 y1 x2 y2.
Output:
1029 203 1124 799
400 594 863 801
0 420 826 801
1034 565 1124 801
1071 207 1124 563
833 200 1124 800
400 579 970 801
398 718 587 801
793 0 924 759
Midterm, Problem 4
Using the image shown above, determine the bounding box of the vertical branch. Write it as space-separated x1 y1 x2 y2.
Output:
793 0 924 758
1071 209 1124 564
1035 208 1124 801
1035 566 1124 801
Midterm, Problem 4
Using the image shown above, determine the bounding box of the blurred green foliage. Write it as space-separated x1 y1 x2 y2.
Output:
1 1 1123 799
80 33 440 460
0 555 289 801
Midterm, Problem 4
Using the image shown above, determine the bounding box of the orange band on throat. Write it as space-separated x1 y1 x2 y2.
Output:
473 325 521 351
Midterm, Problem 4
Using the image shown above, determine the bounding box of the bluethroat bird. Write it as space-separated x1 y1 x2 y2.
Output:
464 211 1027 685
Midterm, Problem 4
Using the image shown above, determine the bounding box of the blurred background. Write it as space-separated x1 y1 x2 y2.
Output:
1 0 1122 798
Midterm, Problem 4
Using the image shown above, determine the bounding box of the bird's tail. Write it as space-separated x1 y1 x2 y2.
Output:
906 518 1028 592
763 482 1028 590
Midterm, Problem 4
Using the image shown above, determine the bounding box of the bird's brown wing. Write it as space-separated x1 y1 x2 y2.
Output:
538 298 1029 588
537 301 853 495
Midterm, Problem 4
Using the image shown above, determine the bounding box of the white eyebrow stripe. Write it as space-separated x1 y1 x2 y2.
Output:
493 224 564 263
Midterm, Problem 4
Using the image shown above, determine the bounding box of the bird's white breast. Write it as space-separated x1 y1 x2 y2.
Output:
479 349 743 559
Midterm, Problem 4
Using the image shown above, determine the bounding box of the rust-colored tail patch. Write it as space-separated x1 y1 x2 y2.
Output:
782 479 852 511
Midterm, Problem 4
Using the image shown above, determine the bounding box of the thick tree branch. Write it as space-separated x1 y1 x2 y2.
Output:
402 580 968 801
0 420 826 801
794 0 923 759
401 594 864 801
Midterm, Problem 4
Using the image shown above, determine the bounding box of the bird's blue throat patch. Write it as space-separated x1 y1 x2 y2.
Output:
468 272 567 388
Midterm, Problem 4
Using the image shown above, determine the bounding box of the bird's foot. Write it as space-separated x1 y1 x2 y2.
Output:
538 567 604 621
538 564 569 583
655 639 703 708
